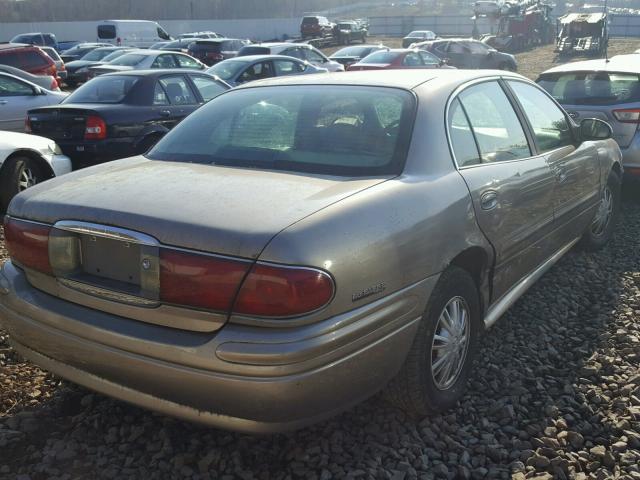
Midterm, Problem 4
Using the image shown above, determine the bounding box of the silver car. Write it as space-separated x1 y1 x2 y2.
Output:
0 72 67 132
237 43 345 72
538 54 640 178
0 70 622 433
88 50 206 77
206 55 327 87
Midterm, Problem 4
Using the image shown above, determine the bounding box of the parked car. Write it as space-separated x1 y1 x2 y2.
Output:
40 47 67 83
178 32 221 39
0 65 60 92
537 54 640 179
159 39 200 53
329 45 389 68
149 41 171 50
0 70 622 433
10 33 58 51
301 15 334 38
0 131 71 212
0 72 66 132
187 39 250 67
88 50 206 77
97 20 172 48
237 43 344 72
417 38 517 70
348 48 447 71
60 43 111 63
402 30 437 48
207 55 327 87
64 47 134 87
57 41 82 52
334 21 368 44
0 44 58 80
26 70 229 169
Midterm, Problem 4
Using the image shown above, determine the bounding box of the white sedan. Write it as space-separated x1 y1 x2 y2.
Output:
0 131 71 212
0 72 67 132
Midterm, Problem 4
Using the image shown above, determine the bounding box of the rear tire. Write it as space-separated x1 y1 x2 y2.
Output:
385 266 481 416
0 157 45 213
580 170 621 251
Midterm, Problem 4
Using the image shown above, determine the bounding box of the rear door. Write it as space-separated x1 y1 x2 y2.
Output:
155 74 200 126
236 61 275 84
450 79 557 301
445 41 472 68
506 79 601 240
401 52 424 69
0 74 49 131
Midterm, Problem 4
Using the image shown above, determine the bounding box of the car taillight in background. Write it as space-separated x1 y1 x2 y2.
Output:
24 116 32 133
613 108 640 123
3 217 53 275
50 78 59 91
84 116 107 140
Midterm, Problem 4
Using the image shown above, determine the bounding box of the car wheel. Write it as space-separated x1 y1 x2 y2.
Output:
385 266 481 416
580 170 621 251
0 156 44 213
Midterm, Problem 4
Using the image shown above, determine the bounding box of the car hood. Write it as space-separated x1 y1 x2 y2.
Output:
0 132 55 153
8 156 390 259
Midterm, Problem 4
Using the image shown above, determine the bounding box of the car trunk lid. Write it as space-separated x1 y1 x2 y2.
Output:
27 106 101 141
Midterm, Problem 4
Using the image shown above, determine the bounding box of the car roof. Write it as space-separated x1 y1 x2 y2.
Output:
0 43 39 52
253 43 311 49
220 55 306 63
100 69 215 78
236 69 524 91
541 54 640 75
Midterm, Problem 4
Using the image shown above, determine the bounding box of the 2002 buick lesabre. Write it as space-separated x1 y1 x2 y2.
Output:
0 70 622 433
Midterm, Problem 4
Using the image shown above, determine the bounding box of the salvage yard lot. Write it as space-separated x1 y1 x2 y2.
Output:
1 41 640 479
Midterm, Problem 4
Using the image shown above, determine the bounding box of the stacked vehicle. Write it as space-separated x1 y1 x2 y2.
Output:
556 12 608 56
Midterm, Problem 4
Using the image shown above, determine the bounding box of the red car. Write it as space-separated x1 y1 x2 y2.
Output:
0 44 57 80
347 48 448 71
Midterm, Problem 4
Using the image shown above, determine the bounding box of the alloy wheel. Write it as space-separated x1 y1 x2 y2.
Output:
591 185 613 236
18 166 37 191
431 296 471 390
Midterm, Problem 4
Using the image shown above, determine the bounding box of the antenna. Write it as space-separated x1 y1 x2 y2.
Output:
604 0 609 62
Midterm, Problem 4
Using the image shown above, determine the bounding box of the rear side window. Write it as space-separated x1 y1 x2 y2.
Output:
98 25 117 39
159 76 197 105
22 51 49 69
509 81 573 153
457 81 531 163
448 98 481 167
238 46 270 56
238 62 274 83
0 75 34 96
274 60 304 75
175 55 201 69
152 54 177 68
361 51 398 64
302 17 319 25
538 71 640 106
64 75 139 103
148 85 416 176
191 76 226 101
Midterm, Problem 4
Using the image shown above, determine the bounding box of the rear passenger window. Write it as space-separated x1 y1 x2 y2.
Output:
508 81 573 153
153 82 169 105
23 51 49 69
0 52 21 68
152 55 177 69
159 76 197 105
458 81 531 163
448 98 481 167
175 55 200 69
191 76 226 102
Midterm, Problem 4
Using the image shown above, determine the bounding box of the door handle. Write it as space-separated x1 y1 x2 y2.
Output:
0 100 7 105
159 110 171 117
555 168 568 183
480 190 499 211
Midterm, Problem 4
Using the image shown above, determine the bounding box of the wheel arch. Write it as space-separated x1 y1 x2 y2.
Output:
0 149 55 181
448 246 492 315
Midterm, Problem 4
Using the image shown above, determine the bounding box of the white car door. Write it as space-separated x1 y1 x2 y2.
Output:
0 75 51 132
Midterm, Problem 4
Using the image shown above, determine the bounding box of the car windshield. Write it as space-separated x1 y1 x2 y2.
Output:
207 60 247 81
408 31 425 37
148 85 415 176
538 71 640 105
109 53 147 66
101 50 129 62
63 75 139 103
360 51 399 64
332 46 373 57
81 49 113 61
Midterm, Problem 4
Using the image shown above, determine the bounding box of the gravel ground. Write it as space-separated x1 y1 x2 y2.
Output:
1 199 640 479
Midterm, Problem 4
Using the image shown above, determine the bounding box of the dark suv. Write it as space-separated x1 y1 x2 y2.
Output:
10 32 58 51
301 16 334 38
187 39 249 66
0 44 57 78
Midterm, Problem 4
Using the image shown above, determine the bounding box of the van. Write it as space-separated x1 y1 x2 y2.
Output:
97 20 172 48
10 33 58 51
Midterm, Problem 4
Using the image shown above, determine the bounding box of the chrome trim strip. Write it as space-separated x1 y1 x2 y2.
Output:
57 278 159 307
483 237 580 329
53 220 160 247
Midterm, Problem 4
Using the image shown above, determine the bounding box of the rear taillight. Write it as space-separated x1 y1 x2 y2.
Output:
233 263 334 317
613 108 640 123
84 116 107 140
50 78 59 91
3 217 52 275
25 116 32 133
159 249 250 312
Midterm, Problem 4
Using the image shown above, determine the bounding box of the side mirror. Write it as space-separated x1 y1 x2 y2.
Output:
33 86 45 95
580 118 612 140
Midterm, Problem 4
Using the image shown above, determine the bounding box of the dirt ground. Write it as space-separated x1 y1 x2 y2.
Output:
321 37 640 80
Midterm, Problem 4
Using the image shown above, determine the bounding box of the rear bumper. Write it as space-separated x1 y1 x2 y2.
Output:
0 261 432 433
58 138 137 169
619 134 640 178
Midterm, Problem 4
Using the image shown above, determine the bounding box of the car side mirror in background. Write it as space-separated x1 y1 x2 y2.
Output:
580 118 613 141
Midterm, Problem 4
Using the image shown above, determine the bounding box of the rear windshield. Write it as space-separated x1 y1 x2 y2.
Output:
538 72 640 105
81 49 114 61
302 17 319 25
98 25 117 39
360 51 399 64
64 75 139 103
238 46 270 56
207 60 247 81
192 42 223 52
109 53 147 66
148 85 416 176
332 46 376 57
